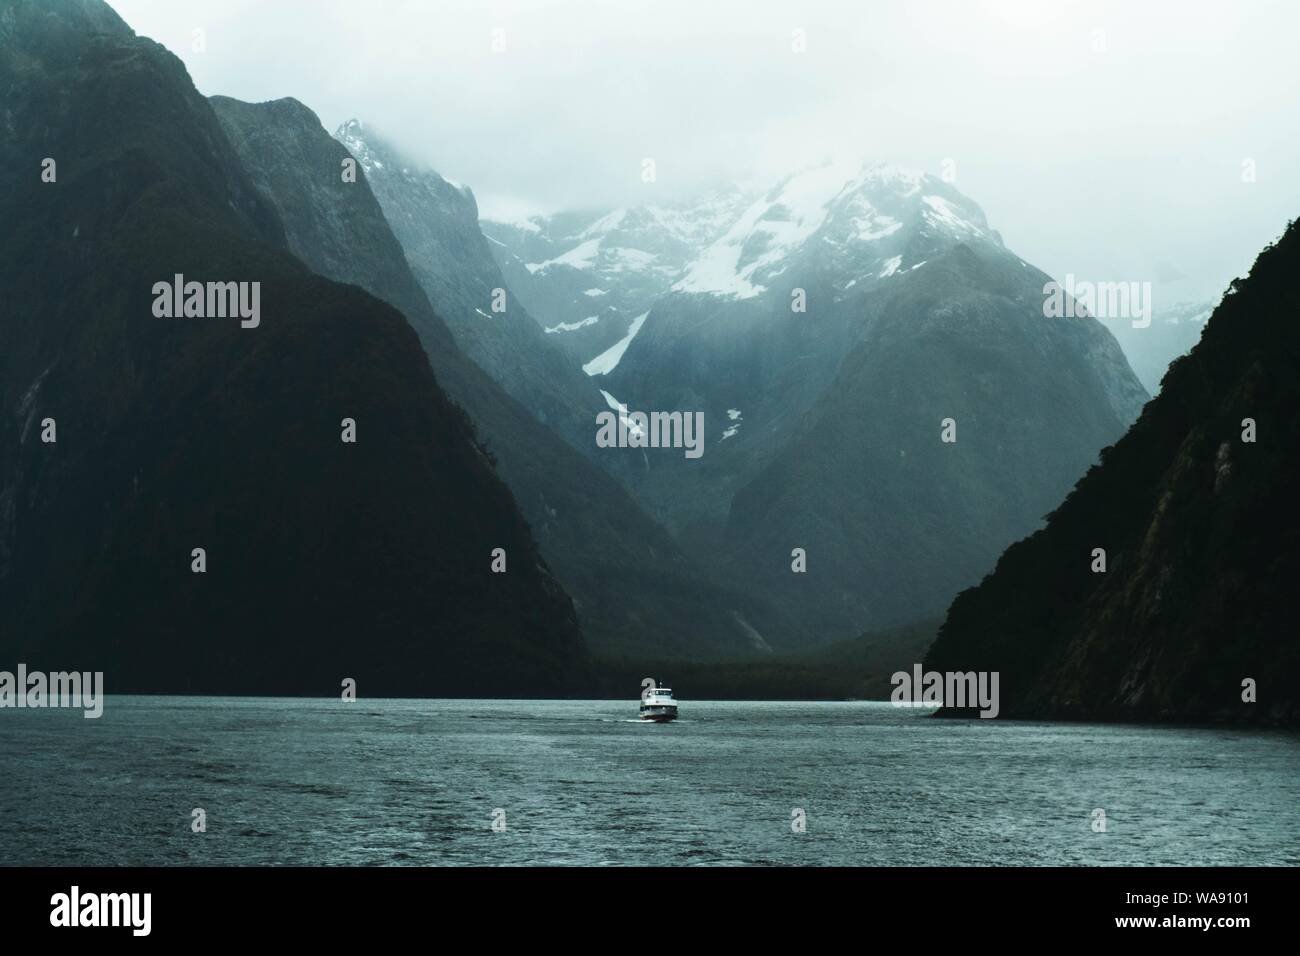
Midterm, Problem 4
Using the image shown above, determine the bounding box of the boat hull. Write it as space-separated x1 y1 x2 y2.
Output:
638 706 678 722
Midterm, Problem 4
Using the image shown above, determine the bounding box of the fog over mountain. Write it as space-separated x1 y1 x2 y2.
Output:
107 0 1300 308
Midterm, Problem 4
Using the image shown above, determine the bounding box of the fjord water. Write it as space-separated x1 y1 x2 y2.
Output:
2 698 1296 866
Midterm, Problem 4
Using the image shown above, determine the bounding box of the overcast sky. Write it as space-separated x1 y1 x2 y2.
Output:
108 0 1299 304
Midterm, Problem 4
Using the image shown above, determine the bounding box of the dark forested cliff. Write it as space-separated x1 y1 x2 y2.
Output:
925 220 1300 723
0 0 587 695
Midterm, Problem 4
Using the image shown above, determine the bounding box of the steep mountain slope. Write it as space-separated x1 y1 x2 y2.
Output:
724 239 1147 637
925 220 1300 723
213 95 806 658
333 121 607 455
0 0 585 695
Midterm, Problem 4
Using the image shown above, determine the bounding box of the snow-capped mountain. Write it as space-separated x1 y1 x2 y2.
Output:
483 187 752 368
485 160 1004 374
599 159 1065 510
499 159 1150 640
670 160 998 300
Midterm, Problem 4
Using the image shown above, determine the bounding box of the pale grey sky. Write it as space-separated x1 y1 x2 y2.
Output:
108 0 1300 304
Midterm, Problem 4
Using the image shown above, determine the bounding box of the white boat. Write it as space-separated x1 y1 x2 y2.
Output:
639 685 678 722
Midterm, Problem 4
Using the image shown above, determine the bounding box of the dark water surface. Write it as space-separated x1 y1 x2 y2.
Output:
2 697 1296 865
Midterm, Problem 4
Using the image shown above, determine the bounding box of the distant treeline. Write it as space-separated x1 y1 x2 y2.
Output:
587 620 938 700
